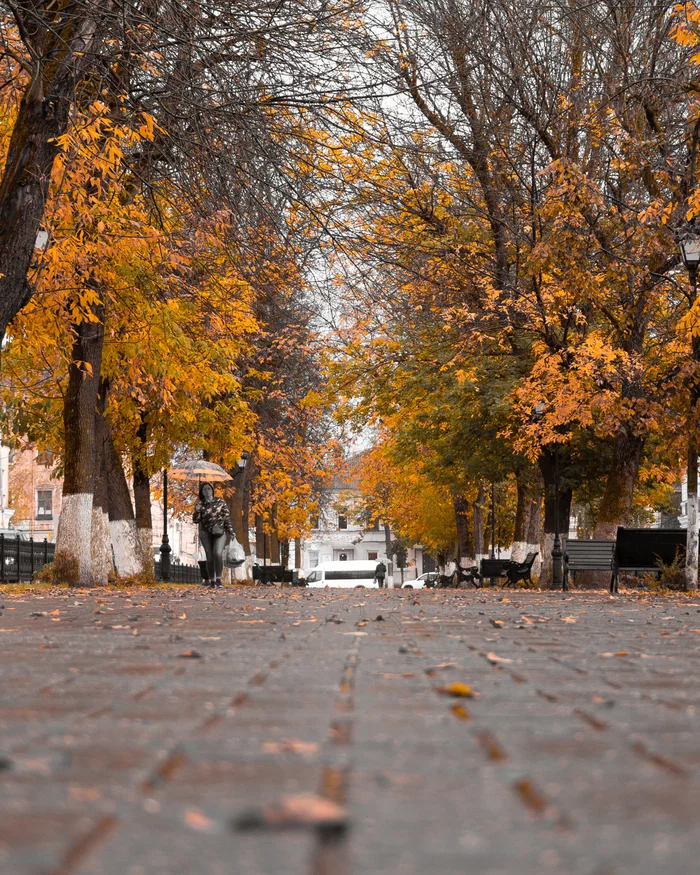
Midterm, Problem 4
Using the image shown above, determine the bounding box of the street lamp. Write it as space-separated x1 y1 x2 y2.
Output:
534 402 564 591
679 233 700 591
160 468 171 581
679 234 700 293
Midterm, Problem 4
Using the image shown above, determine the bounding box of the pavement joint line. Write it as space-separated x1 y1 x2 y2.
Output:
630 740 690 779
307 634 363 875
46 815 118 875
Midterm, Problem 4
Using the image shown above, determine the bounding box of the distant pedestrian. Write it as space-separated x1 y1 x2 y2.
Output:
193 482 233 588
375 560 387 589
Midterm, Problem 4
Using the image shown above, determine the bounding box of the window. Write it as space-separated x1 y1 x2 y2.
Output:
308 551 320 568
367 551 378 561
326 569 375 581
36 490 53 520
338 514 347 530
306 571 320 584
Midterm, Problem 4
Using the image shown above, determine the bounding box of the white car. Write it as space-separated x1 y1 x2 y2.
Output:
305 560 380 588
402 571 439 590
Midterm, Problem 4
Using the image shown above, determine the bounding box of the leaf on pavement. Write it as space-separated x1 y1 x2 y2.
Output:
437 681 474 698
178 649 202 658
185 808 215 832
485 652 513 664
234 793 348 833
262 739 318 755
450 703 471 720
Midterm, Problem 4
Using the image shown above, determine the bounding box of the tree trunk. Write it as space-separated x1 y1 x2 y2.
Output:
512 475 541 563
132 425 153 578
91 383 111 585
473 483 486 560
255 513 265 563
593 430 644 539
104 421 142 577
55 311 105 586
0 12 103 338
227 465 250 549
295 539 302 569
527 486 543 579
280 539 290 568
453 494 475 564
511 479 530 564
269 503 280 564
538 449 572 589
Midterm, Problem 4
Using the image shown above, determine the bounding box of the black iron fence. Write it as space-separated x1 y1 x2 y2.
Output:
154 561 203 584
0 533 203 585
0 534 55 583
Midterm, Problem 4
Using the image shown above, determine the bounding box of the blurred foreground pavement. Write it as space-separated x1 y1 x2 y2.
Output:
2 585 700 875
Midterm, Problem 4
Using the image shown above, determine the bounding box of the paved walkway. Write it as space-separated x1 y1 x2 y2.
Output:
2 585 700 874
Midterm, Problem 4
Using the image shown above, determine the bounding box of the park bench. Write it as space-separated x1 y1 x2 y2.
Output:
611 527 687 593
502 551 538 587
477 554 537 587
253 564 298 585
563 539 615 591
478 558 508 586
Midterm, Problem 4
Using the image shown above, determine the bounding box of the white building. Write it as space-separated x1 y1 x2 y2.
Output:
0 443 13 528
300 468 427 584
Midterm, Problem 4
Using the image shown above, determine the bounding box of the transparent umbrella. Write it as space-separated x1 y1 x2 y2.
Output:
168 459 234 483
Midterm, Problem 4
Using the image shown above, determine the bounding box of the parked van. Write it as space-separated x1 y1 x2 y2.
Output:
304 560 380 589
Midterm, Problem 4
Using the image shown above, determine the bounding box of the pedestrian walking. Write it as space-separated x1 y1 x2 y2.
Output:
375 560 387 589
193 482 233 588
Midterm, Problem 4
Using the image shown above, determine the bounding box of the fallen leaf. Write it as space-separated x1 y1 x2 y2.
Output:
424 662 456 676
437 681 474 698
561 617 577 623
262 739 318 755
179 649 202 658
450 703 471 720
199 636 221 641
490 619 505 628
234 794 347 833
185 808 215 832
177 613 187 620
485 652 513 664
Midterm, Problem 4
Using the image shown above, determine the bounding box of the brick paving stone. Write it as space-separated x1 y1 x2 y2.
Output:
3 586 700 873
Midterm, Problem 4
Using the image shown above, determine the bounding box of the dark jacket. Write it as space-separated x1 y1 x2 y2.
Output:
375 562 386 578
193 497 233 535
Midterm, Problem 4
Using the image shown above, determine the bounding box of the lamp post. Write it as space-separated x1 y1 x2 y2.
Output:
679 234 700 590
490 481 496 560
534 403 563 591
160 468 171 581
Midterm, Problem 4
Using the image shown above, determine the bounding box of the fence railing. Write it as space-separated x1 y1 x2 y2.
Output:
0 534 55 583
154 561 203 584
0 533 202 584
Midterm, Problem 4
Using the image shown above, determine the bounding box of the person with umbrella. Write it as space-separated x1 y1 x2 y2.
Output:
192 481 234 588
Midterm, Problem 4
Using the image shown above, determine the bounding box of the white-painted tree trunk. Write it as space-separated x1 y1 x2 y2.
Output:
91 508 112 585
135 527 153 576
686 494 698 591
109 519 142 577
540 532 554 588
529 545 542 580
55 494 94 586
510 540 527 563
